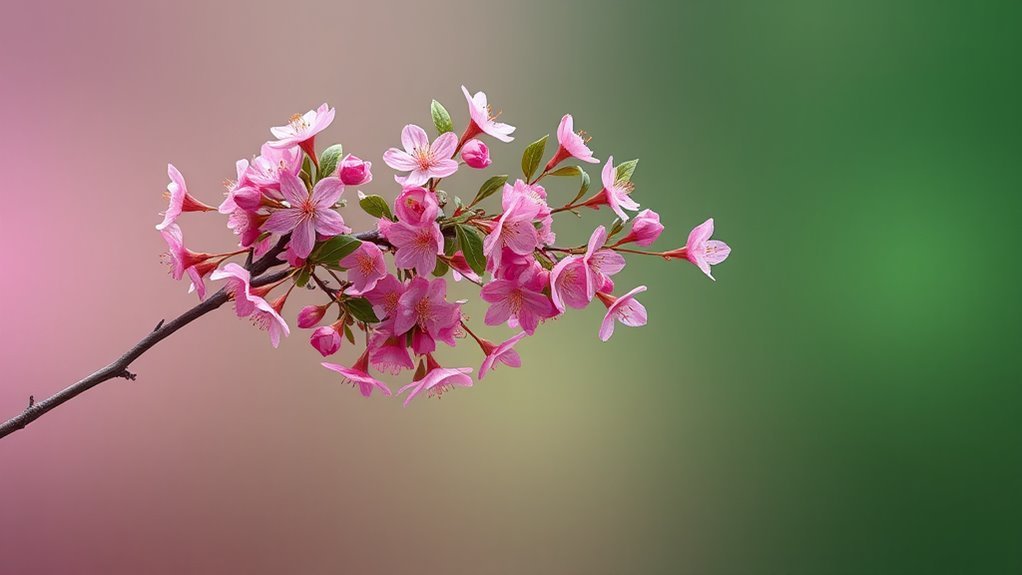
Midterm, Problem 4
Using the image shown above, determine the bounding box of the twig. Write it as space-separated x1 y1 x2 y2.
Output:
0 230 386 440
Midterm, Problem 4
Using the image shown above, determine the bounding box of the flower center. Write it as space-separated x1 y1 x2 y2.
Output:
413 147 432 170
357 254 376 274
289 113 310 132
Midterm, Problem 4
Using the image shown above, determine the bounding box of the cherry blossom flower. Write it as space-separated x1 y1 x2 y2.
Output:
393 186 439 225
250 293 291 348
397 355 473 406
583 156 639 221
338 154 373 186
383 124 458 186
262 172 349 259
243 143 302 191
477 331 527 380
322 349 393 398
461 139 492 168
210 263 291 347
159 223 212 282
549 255 589 312
597 286 649 342
393 277 460 342
368 333 415 375
297 304 328 329
483 196 540 271
339 242 387 294
582 226 626 297
545 114 599 172
156 164 215 231
662 218 732 281
268 103 335 157
461 85 515 142
385 220 444 276
363 274 406 319
480 268 556 335
617 209 663 247
310 325 341 357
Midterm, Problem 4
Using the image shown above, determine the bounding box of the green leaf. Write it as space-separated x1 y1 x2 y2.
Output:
431 100 454 134
609 218 625 237
547 165 582 177
570 169 592 205
345 298 380 324
310 234 362 264
443 230 459 256
615 159 639 183
432 258 450 277
359 194 393 220
521 134 549 181
295 266 311 288
318 144 344 180
343 323 356 344
470 175 508 207
455 225 486 275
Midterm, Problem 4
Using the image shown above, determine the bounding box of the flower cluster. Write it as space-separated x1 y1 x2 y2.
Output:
158 87 732 406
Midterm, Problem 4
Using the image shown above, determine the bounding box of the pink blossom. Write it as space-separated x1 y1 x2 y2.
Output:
218 159 250 214
339 242 387 294
461 139 492 168
209 262 268 318
477 331 527 380
549 256 589 312
385 220 444 276
394 186 439 225
397 355 473 407
297 304 328 329
582 226 626 297
156 164 215 231
159 224 212 282
243 143 302 191
368 334 414 375
322 349 392 398
250 294 291 348
394 277 460 341
502 179 550 218
483 196 540 271
596 286 649 342
383 124 458 186
544 114 599 172
480 268 556 335
363 274 406 319
676 218 731 281
617 209 663 247
310 325 341 356
227 209 267 250
262 172 349 259
337 154 373 186
583 156 639 222
268 103 335 155
461 86 515 142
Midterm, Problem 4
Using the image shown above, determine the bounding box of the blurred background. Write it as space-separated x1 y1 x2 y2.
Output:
1 1 1019 573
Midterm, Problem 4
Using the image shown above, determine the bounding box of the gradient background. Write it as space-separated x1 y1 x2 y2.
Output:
1 1 1019 573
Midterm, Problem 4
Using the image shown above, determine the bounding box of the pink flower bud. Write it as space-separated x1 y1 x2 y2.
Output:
624 209 664 246
297 304 328 329
310 325 342 357
339 154 373 186
460 139 492 169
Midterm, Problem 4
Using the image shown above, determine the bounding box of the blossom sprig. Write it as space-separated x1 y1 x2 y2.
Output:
157 87 732 406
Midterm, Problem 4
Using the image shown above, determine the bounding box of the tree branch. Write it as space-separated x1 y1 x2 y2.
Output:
0 230 387 440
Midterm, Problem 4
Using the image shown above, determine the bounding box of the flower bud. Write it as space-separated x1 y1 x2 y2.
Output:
310 325 342 357
339 154 373 186
624 209 664 246
297 304 328 329
460 139 492 169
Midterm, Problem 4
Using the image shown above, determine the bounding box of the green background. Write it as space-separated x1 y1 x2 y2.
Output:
1 0 1019 572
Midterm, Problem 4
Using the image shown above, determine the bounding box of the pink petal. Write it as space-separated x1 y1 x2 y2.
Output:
429 158 459 179
430 131 458 160
290 218 317 259
401 124 429 152
601 156 616 190
687 218 715 248
262 208 303 234
704 240 731 265
314 208 349 237
278 172 309 207
311 177 344 207
383 148 419 171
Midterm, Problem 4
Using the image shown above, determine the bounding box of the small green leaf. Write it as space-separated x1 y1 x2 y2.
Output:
310 235 362 264
431 100 454 134
455 225 486 275
295 266 311 288
570 169 592 205
470 175 508 207
432 258 450 277
609 218 624 237
521 135 549 181
443 230 459 256
615 159 639 183
547 165 582 177
359 194 393 220
345 298 380 324
318 144 344 180
343 323 356 344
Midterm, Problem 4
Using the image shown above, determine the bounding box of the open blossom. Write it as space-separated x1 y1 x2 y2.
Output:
597 286 649 342
477 332 527 380
210 263 290 347
393 277 460 343
340 242 387 294
582 226 626 296
159 224 211 281
480 268 556 335
369 333 414 375
322 349 392 398
397 355 473 406
669 218 732 281
252 294 291 348
310 325 342 356
385 220 443 276
156 164 215 231
618 209 663 246
394 186 439 225
483 196 540 271
461 139 492 168
363 274 406 319
262 172 349 259
549 256 589 312
338 154 372 186
461 85 515 142
545 114 599 171
583 156 639 222
244 143 303 190
268 103 334 154
383 124 458 186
